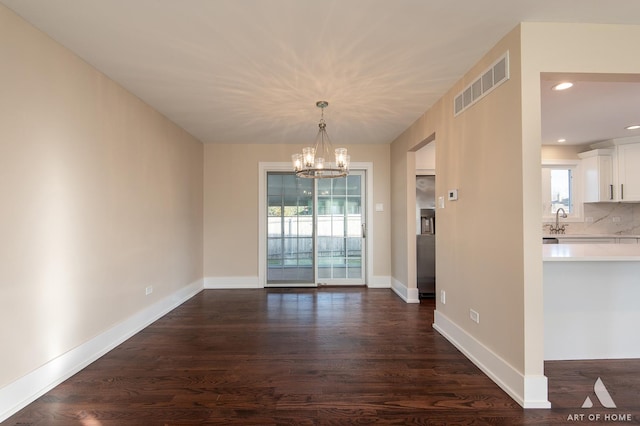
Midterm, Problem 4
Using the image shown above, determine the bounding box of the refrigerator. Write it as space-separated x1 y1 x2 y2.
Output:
416 175 436 298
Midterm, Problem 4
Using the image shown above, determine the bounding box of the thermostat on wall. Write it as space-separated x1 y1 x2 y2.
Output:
448 189 458 201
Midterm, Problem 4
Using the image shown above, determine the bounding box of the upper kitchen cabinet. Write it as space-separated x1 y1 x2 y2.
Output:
580 137 640 202
617 142 640 201
578 149 614 202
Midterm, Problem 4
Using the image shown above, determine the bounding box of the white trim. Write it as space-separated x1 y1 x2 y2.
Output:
524 375 552 409
416 169 435 176
367 275 391 288
541 159 580 166
361 162 375 288
391 277 420 303
433 310 550 409
257 162 374 288
577 148 614 159
204 276 261 289
591 135 640 149
0 279 204 423
258 162 284 288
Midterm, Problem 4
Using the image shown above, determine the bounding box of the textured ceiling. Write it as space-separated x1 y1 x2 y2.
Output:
2 0 640 145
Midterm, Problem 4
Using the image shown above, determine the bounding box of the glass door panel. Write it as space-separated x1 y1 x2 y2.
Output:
267 173 314 285
316 172 365 285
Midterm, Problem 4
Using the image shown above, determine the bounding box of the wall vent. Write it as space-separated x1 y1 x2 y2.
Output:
454 52 509 116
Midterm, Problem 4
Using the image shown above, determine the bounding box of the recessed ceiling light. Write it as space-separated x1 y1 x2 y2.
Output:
557 138 566 143
552 82 573 91
625 125 640 130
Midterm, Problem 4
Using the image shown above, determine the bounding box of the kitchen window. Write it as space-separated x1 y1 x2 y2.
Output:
541 161 582 221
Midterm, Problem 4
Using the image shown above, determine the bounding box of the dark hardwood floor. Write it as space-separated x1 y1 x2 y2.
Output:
5 288 640 425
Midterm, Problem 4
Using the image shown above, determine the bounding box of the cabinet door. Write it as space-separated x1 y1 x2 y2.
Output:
582 155 613 202
618 143 640 201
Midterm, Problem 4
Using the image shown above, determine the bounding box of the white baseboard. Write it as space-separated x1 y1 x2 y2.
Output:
0 279 204 423
204 276 261 289
433 310 550 409
367 275 391 288
391 277 420 303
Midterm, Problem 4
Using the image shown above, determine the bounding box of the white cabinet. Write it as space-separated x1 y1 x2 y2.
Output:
617 143 640 202
580 141 640 202
578 149 614 202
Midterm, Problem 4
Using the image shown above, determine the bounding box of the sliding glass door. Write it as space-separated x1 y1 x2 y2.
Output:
266 171 365 286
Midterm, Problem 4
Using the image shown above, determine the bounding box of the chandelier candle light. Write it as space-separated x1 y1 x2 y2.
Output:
292 101 349 178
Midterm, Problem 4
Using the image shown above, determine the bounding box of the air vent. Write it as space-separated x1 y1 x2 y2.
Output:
454 52 509 116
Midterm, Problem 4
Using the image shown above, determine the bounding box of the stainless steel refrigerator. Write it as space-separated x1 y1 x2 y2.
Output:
416 175 436 298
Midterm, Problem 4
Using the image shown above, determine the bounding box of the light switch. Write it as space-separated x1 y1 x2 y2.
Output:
375 203 384 212
438 196 445 209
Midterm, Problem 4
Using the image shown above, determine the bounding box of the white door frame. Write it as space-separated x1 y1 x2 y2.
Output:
258 162 374 288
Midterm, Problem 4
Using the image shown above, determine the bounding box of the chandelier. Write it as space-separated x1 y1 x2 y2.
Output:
292 101 349 179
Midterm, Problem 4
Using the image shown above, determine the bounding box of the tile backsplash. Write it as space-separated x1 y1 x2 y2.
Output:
544 203 640 235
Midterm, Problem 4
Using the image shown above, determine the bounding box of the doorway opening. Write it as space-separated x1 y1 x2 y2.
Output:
412 136 437 299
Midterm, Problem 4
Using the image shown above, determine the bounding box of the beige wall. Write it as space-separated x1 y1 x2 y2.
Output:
203 143 390 281
391 27 526 370
415 142 436 171
541 144 583 161
0 5 204 388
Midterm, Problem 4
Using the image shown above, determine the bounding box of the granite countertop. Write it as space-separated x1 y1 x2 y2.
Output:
543 243 640 261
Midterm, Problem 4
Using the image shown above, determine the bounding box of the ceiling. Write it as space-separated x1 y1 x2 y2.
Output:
541 74 640 146
2 0 640 146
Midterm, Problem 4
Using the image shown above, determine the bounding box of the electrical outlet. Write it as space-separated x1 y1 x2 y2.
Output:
612 216 621 223
440 290 446 304
585 216 594 223
470 309 480 323
145 285 153 295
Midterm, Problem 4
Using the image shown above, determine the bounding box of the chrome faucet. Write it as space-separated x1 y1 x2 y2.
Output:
549 208 568 234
